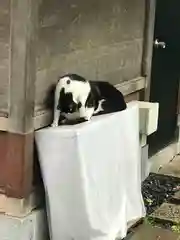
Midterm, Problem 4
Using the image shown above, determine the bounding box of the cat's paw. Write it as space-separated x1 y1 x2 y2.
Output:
84 116 91 121
51 122 58 127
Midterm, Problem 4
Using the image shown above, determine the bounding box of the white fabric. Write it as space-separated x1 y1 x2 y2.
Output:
35 102 146 240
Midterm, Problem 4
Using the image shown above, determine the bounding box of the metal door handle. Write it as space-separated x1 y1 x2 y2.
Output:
154 39 166 49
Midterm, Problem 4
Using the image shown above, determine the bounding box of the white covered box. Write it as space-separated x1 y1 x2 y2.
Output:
35 102 145 240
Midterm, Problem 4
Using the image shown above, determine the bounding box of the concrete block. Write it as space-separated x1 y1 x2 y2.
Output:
136 101 159 136
0 208 49 240
0 190 42 217
141 144 150 181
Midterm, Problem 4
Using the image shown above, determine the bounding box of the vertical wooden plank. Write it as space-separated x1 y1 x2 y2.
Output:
0 0 39 198
0 0 11 117
177 81 180 115
176 81 180 128
8 0 38 133
142 0 156 101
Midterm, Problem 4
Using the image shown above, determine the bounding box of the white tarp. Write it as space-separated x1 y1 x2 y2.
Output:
35 102 146 240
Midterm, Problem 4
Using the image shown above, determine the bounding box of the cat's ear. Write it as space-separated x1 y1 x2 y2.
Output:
57 76 61 82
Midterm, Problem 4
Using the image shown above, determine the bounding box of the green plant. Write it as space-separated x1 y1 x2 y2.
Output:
145 198 153 206
171 223 180 233
144 216 156 226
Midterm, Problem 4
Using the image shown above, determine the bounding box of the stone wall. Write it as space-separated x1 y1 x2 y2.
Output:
35 0 145 113
0 0 10 116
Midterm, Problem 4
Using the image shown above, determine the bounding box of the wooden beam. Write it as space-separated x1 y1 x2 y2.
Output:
8 0 38 134
125 92 140 103
142 0 156 101
115 77 145 96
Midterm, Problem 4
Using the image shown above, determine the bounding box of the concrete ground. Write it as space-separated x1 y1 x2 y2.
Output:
158 154 180 177
125 155 180 240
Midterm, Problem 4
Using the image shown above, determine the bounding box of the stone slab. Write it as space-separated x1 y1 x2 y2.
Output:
150 203 180 224
125 224 180 240
0 208 49 240
158 156 180 178
150 143 178 174
173 191 180 200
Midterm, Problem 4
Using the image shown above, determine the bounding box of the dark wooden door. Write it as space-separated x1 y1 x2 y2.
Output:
148 0 180 155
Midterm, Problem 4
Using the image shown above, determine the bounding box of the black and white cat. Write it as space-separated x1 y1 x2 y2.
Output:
51 74 127 127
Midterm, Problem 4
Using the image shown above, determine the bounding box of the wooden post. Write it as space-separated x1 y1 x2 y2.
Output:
142 0 156 101
0 0 38 198
9 0 38 133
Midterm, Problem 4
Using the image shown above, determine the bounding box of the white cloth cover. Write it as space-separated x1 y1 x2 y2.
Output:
35 102 146 240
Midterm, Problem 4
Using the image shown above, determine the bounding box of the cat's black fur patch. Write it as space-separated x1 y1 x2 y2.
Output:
89 81 127 114
85 89 99 111
44 83 56 110
59 73 87 82
59 117 87 126
57 88 78 113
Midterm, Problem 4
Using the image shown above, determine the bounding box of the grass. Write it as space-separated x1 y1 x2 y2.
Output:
144 216 156 226
171 223 180 233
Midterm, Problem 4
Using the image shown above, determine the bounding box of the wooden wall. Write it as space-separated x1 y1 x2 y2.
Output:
0 0 10 117
0 0 148 129
35 0 146 114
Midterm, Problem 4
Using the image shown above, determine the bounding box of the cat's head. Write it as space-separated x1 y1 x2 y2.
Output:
57 87 83 114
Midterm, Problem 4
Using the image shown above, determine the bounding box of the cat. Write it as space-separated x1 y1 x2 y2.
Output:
51 73 127 127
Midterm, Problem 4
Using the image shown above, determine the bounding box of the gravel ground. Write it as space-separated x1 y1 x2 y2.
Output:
142 173 180 215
